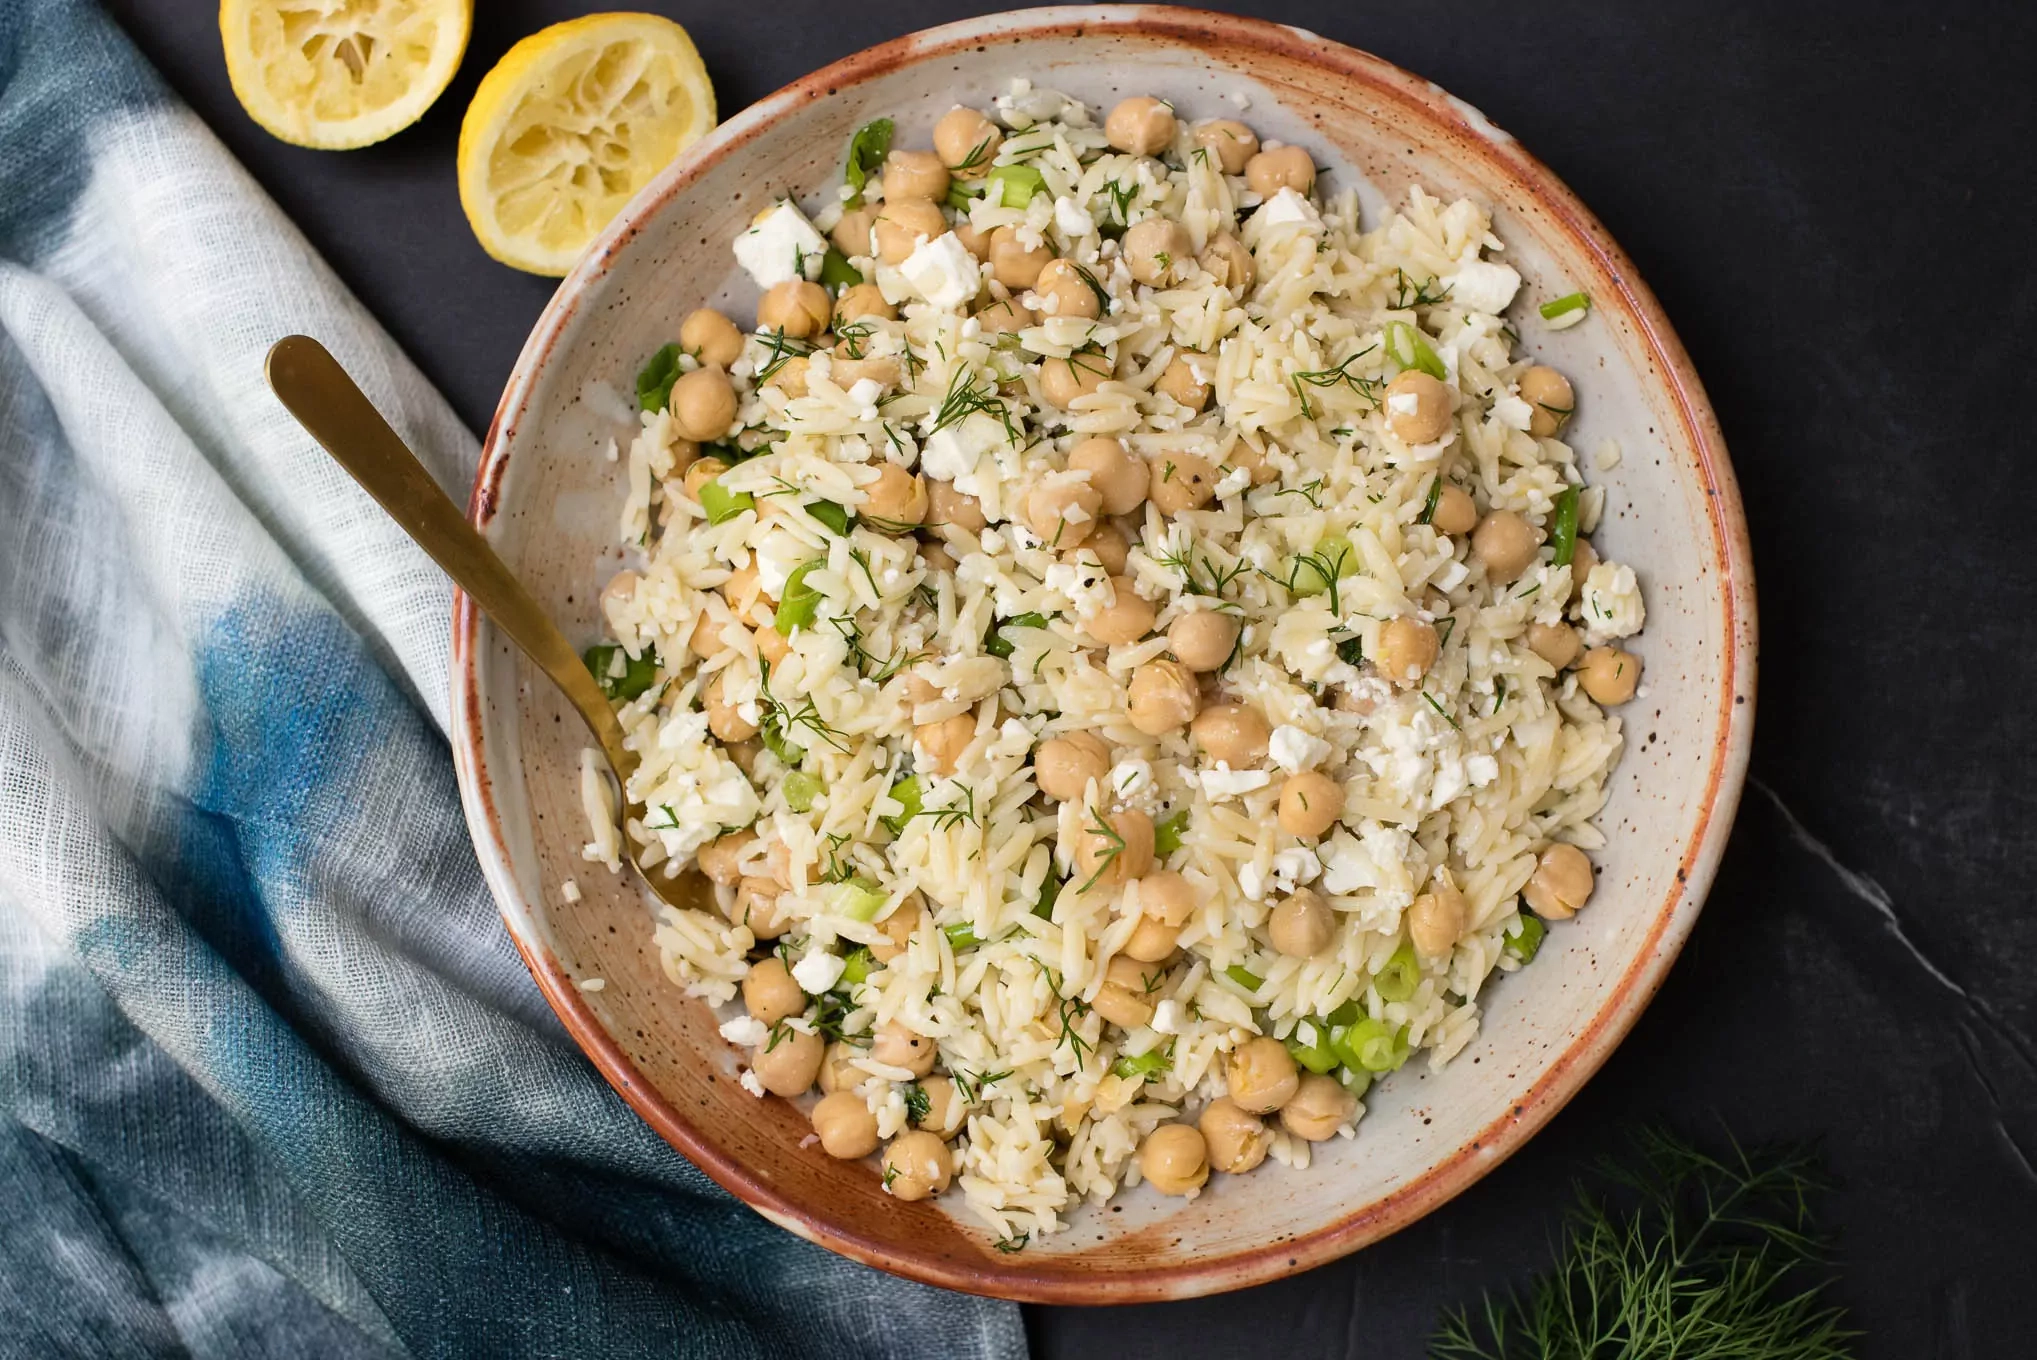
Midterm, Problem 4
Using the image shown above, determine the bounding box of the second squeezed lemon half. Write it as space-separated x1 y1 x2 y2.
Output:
220 0 472 149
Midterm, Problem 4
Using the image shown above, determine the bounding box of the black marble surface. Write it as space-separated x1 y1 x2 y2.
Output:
102 1 2037 1353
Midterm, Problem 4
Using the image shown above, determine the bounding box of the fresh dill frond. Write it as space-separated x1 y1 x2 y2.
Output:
902 1081 932 1125
1290 346 1382 420
928 366 1019 442
913 786 979 831
952 1067 1011 1104
1431 1128 1855 1360
752 328 815 382
1076 808 1125 893
1273 479 1326 509
993 1232 1030 1254
1154 539 1250 598
1389 267 1452 310
758 660 851 754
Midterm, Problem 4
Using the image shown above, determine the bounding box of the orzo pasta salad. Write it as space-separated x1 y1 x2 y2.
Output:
580 83 1646 1244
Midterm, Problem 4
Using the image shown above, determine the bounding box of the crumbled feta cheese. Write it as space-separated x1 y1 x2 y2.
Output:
1214 464 1250 499
1387 391 1421 416
560 878 582 903
733 201 828 289
1151 999 1185 1035
1268 725 1333 773
751 527 807 598
720 1015 768 1048
738 1069 766 1097
900 231 982 310
1199 765 1271 799
919 410 1007 483
1054 195 1096 238
1581 561 1646 644
792 950 847 996
1447 258 1522 315
1270 847 1322 892
1490 390 1535 431
1237 861 1268 901
847 377 882 407
1259 187 1320 229
1109 758 1154 799
1466 753 1500 786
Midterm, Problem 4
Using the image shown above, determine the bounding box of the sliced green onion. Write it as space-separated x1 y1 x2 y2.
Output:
1111 1047 1170 1081
832 877 888 923
1373 942 1422 1004
943 922 981 950
1224 964 1264 993
1152 809 1189 858
1539 291 1590 321
818 248 863 290
760 722 804 766
806 500 854 535
1416 474 1444 526
782 770 822 812
983 611 1049 659
1338 1067 1374 1098
1548 487 1581 568
1292 534 1357 598
1505 909 1547 964
583 643 659 701
946 180 985 213
635 342 683 413
1033 874 1064 920
1383 320 1447 381
881 776 923 834
774 560 824 635
1333 1017 1409 1073
1335 636 1365 667
1286 1020 1340 1075
986 163 1047 208
1325 999 1363 1027
842 118 893 208
698 478 754 526
840 946 877 985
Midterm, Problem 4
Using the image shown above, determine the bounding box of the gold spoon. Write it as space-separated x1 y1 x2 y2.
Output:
265 334 710 912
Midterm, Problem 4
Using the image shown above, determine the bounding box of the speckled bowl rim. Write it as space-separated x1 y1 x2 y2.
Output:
451 4 1757 1304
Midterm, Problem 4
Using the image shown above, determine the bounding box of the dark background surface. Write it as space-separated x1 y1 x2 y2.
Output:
99 1 2037 1354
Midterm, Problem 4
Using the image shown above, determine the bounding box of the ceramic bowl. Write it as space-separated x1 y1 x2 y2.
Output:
451 4 1756 1302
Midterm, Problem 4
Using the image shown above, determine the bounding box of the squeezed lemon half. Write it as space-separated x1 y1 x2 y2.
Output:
457 13 717 276
220 0 472 150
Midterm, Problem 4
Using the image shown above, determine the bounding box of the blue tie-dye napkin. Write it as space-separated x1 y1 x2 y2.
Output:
0 2 1026 1354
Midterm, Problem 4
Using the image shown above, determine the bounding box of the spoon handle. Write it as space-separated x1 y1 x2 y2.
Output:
264 335 629 771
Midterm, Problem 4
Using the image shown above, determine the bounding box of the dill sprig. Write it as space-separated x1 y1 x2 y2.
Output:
993 1232 1030 1254
913 786 979 831
927 366 1019 442
1291 346 1383 421
1076 808 1125 893
1268 542 1354 614
1432 1128 1855 1360
902 1081 933 1125
752 328 815 382
1154 539 1251 598
833 319 876 359
1389 267 1452 310
1102 178 1138 229
952 1067 1011 1104
758 660 851 754
1273 479 1326 509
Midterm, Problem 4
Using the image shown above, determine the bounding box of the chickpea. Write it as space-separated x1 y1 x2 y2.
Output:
1567 539 1600 602
1409 883 1468 957
811 1090 880 1159
1199 232 1255 292
1035 731 1112 802
1472 509 1542 585
1082 523 1131 575
1138 1124 1209 1196
1190 702 1270 768
1193 118 1260 174
722 559 775 627
757 280 831 339
1227 440 1278 486
1122 910 1181 964
1269 887 1335 957
1277 771 1344 839
1041 351 1113 407
1128 658 1202 736
1034 258 1102 319
1091 954 1160 1029
749 1025 823 1096
1146 451 1218 515
873 198 946 265
669 366 738 442
934 106 1001 177
1518 365 1575 437
1168 610 1240 672
741 956 805 1026
599 569 639 629
1105 95 1177 157
735 876 792 939
682 456 730 504
1431 482 1479 536
870 895 922 963
882 149 950 204
862 463 928 529
1375 616 1440 687
1280 1072 1356 1141
1074 808 1156 892
1123 218 1193 288
915 712 976 776
881 1130 953 1201
832 356 901 391
915 1076 970 1138
1245 144 1316 197
1136 869 1196 926
763 354 810 399
1155 351 1213 410
1523 843 1594 921
1384 369 1453 445
987 225 1054 290
697 828 756 886
1578 646 1642 706
1225 1035 1300 1115
1527 622 1582 669
834 283 894 326
1086 575 1157 645
870 1019 940 1078
688 609 733 659
831 205 877 257
973 296 1035 338
680 308 744 368
1199 1097 1270 1174
925 479 988 532
1024 477 1103 549
920 541 957 575
704 667 760 741
1061 437 1144 516
817 1040 864 1094
953 219 992 260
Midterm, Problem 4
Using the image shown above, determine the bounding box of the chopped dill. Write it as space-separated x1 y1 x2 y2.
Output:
902 1081 932 1125
992 1232 1031 1254
1290 346 1382 420
913 786 979 831
1389 267 1452 309
952 1068 1011 1103
928 366 1019 442
1423 691 1462 730
752 328 815 382
1274 479 1326 509
1154 540 1250 598
1076 807 1125 893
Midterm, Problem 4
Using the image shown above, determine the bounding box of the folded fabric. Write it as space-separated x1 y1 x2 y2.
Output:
0 1 1026 1354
